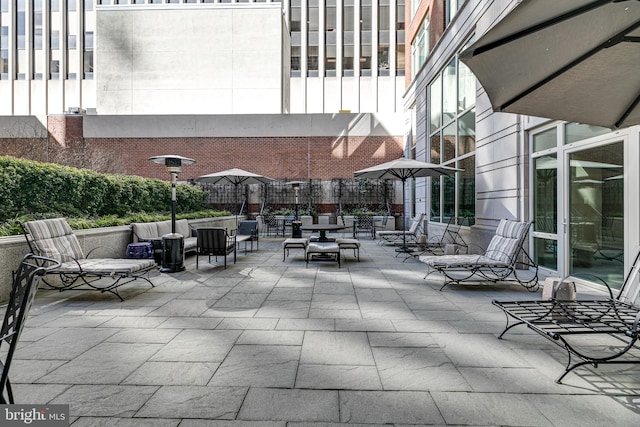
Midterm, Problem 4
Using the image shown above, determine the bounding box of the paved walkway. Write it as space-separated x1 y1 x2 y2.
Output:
15 235 640 426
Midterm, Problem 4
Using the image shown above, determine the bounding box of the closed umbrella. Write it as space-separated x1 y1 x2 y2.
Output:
196 168 274 228
459 0 640 129
354 157 460 252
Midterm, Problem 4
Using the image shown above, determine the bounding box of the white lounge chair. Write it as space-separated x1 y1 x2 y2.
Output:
376 213 424 246
20 218 156 301
419 219 538 291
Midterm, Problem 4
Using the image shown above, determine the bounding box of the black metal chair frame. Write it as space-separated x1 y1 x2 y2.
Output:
353 214 375 239
263 213 284 237
235 220 259 252
493 273 640 384
420 220 539 292
19 219 156 302
196 227 237 269
1 254 58 403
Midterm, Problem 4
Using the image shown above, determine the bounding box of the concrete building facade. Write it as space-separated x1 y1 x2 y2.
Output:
404 0 640 301
0 0 405 115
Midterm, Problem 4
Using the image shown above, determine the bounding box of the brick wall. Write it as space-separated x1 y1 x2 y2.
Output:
47 115 84 146
88 135 404 181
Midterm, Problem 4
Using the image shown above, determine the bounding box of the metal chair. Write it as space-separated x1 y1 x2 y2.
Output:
1 254 57 403
196 227 236 269
236 220 259 252
354 214 375 239
263 213 284 237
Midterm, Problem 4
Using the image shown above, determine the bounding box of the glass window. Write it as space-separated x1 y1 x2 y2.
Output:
446 0 464 25
430 75 441 130
50 30 60 50
325 0 336 31
378 45 389 75
458 109 475 155
308 1 319 31
430 48 476 222
396 44 405 76
532 127 557 152
0 27 7 50
430 133 441 164
565 123 610 145
343 0 354 31
67 0 76 11
325 44 336 75
442 175 455 222
50 0 59 11
50 58 59 79
0 49 7 77
378 1 389 31
0 0 8 12
569 142 623 288
360 44 371 75
431 177 440 222
442 59 456 124
83 31 93 78
17 0 26 49
291 45 301 71
411 17 429 78
458 59 475 112
442 121 456 163
83 50 92 78
396 0 405 77
343 44 354 76
458 156 475 219
307 45 318 76
534 154 557 234
290 0 301 32
360 0 372 31
396 0 405 30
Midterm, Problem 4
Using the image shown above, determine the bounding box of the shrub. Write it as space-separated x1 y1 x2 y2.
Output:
0 156 216 235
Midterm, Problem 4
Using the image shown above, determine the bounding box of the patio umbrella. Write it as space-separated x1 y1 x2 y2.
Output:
354 157 460 252
459 0 640 129
196 168 274 229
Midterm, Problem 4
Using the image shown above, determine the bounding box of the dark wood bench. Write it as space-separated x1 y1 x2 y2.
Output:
493 272 640 383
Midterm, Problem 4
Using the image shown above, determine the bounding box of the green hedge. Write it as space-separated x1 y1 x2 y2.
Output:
0 156 208 222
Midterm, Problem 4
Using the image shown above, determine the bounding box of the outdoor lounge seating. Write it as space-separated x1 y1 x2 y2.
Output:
419 219 538 291
336 237 361 261
420 216 471 256
196 227 236 269
131 219 197 261
235 220 259 252
282 237 308 261
20 218 156 301
353 214 375 239
1 254 57 403
493 271 640 384
306 242 340 267
376 213 424 245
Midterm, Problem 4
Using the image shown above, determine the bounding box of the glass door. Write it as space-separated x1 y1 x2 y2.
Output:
531 123 628 290
566 141 624 288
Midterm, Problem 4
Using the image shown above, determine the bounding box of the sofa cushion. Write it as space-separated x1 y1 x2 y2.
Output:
175 220 191 237
156 220 173 236
132 222 160 242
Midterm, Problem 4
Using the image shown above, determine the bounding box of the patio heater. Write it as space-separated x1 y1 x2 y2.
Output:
289 181 304 237
148 155 196 273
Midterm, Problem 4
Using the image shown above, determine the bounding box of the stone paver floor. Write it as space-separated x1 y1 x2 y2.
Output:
12 235 640 426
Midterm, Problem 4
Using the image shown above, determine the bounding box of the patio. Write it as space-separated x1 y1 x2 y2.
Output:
15 235 640 425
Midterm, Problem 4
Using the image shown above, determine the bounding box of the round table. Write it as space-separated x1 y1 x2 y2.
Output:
300 224 348 242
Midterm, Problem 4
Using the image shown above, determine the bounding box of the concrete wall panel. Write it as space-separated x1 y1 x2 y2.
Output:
96 5 286 115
